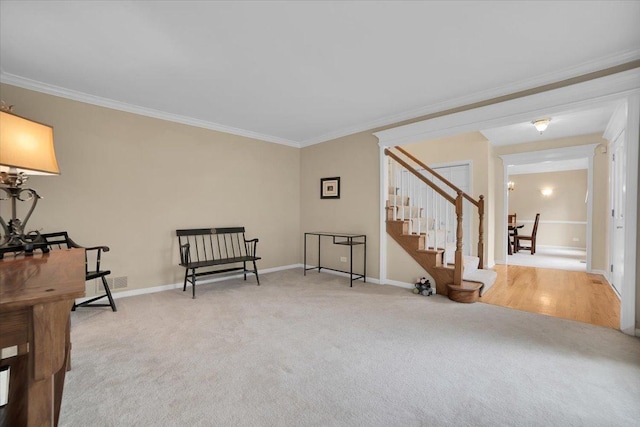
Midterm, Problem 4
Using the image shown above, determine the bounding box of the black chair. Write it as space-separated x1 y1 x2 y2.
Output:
41 232 117 312
508 213 517 248
514 213 540 255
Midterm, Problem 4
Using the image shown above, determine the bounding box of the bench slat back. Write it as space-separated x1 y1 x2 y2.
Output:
176 228 248 264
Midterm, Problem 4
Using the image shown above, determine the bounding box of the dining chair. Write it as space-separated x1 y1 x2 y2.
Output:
514 213 540 255
508 213 517 248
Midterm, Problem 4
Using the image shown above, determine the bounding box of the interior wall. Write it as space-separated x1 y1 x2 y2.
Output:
508 169 588 248
300 131 380 278
493 134 609 271
0 83 301 295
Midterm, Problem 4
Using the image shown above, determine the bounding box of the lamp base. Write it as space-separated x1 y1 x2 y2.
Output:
0 233 50 259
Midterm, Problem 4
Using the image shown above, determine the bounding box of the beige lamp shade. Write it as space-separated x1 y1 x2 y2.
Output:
0 111 59 175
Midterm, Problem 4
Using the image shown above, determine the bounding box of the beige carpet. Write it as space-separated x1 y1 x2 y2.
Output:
60 269 640 426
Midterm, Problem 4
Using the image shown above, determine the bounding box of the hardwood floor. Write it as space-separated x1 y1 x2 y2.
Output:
481 265 620 329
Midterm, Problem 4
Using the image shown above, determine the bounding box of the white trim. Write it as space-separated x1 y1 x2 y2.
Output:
383 279 416 290
373 68 640 147
0 72 301 148
379 144 388 287
620 93 639 335
3 55 639 149
501 144 599 166
536 244 587 250
603 102 627 142
503 148 594 281
74 264 302 303
519 220 588 225
301 50 640 147
502 144 597 272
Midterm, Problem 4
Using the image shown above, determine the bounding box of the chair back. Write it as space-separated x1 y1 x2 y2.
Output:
40 232 75 249
508 213 517 225
531 213 540 237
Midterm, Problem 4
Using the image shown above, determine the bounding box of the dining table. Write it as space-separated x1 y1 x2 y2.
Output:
508 222 524 255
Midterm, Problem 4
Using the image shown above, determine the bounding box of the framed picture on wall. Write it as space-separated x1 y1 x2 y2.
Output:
320 177 340 199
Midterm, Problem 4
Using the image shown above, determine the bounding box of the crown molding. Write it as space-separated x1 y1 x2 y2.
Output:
374 67 640 147
301 49 640 147
0 72 302 148
2 49 639 149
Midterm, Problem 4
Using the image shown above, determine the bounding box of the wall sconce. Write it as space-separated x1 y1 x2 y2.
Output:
0 105 59 256
507 181 515 191
541 188 553 197
532 118 551 134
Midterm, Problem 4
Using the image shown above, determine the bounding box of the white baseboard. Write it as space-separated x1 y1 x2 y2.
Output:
382 279 415 289
75 264 303 303
537 244 587 251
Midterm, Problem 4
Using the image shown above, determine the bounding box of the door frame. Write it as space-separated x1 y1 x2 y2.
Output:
604 103 629 297
375 68 640 335
499 144 598 272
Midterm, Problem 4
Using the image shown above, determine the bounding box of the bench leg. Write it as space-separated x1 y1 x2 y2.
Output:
243 261 247 281
192 269 197 299
102 276 118 312
183 269 189 292
253 260 260 286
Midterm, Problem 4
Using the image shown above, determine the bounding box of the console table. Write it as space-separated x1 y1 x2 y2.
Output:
303 232 366 286
0 249 85 426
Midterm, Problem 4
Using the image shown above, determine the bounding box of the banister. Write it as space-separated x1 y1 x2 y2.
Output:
385 149 456 205
395 146 480 207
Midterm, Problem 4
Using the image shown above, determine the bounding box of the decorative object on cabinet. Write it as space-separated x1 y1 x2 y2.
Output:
0 103 59 257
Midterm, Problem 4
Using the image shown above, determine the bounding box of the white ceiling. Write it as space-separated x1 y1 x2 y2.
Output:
479 103 618 146
1 1 639 147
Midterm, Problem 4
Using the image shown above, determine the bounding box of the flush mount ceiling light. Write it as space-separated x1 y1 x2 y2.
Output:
532 118 551 134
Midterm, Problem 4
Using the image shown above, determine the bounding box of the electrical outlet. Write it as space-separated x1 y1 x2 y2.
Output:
340 257 347 262
572 237 580 242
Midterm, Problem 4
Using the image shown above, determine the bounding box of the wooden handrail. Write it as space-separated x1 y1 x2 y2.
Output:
385 149 456 205
395 146 479 207
387 146 486 271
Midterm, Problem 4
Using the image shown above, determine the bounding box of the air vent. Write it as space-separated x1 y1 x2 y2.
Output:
99 276 128 292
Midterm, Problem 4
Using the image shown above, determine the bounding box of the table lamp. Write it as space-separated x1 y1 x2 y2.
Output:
0 105 59 256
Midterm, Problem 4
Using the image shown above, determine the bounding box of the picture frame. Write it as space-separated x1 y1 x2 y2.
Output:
320 177 340 199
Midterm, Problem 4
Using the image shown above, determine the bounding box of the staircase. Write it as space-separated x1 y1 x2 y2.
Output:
385 147 497 303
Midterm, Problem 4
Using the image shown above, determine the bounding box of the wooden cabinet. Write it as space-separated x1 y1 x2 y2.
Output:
0 249 85 426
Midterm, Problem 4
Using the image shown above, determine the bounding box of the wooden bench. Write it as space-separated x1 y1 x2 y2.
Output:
176 227 260 298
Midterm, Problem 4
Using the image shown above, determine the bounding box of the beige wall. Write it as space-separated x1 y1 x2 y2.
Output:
508 169 588 248
300 132 380 277
493 134 609 271
0 83 301 295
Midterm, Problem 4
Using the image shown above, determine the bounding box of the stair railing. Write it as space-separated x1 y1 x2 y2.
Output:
385 148 464 286
394 146 485 269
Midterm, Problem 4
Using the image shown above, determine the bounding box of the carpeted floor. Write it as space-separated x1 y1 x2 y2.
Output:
60 269 640 426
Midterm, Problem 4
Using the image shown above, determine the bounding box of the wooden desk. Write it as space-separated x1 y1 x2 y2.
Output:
0 249 85 427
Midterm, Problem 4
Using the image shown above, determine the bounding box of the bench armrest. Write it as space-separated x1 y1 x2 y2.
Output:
85 245 110 272
244 238 259 258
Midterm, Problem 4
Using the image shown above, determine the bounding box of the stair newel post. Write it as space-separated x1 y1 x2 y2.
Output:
477 195 485 269
454 191 464 286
